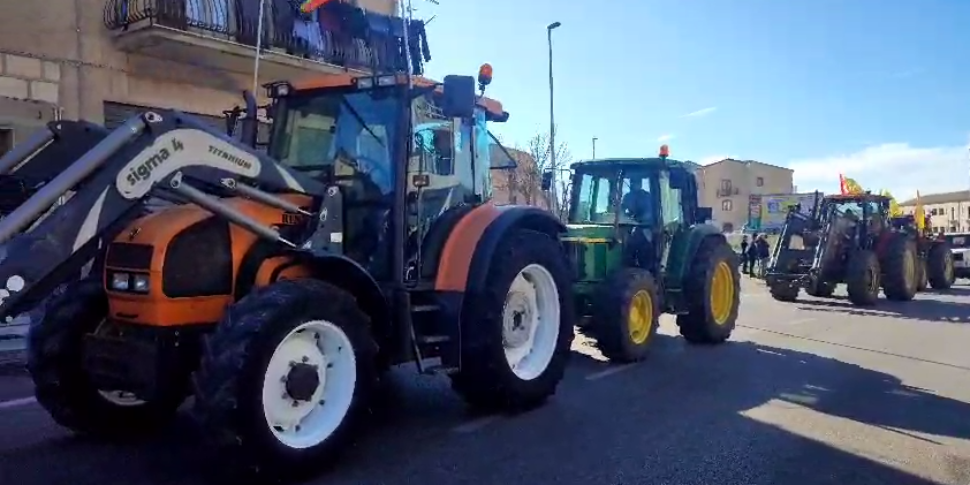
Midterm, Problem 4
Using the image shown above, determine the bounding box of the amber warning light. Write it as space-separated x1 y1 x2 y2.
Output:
478 63 493 87
659 144 669 158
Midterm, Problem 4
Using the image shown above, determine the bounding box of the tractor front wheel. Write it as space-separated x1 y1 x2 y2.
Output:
192 279 378 478
806 276 836 298
881 236 918 302
845 250 880 306
916 258 928 291
27 279 182 438
451 229 574 411
926 242 955 290
676 237 740 344
590 268 660 363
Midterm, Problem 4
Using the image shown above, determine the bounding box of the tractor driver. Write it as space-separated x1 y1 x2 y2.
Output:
621 187 654 225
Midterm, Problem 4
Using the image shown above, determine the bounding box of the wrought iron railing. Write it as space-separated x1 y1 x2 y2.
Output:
103 0 416 73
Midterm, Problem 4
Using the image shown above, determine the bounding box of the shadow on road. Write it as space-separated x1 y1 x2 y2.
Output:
1 338 968 485
795 295 970 322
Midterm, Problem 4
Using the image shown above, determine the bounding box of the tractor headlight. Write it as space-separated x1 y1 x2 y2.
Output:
132 274 150 293
110 272 130 291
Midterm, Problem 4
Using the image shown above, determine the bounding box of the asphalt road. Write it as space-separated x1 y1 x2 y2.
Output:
2 278 970 485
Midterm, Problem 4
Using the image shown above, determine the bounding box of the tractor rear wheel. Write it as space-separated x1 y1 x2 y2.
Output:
192 279 378 478
927 241 955 290
845 250 880 306
450 229 574 411
881 236 918 301
27 279 182 438
590 268 660 363
676 237 740 344
916 258 928 291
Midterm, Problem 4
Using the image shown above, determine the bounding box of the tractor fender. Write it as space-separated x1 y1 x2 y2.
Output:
663 224 725 290
290 251 390 339
434 204 566 293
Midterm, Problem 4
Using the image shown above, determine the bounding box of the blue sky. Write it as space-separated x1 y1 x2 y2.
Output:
421 0 970 200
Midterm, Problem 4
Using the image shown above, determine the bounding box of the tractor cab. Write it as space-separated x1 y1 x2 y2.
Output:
815 193 892 248
561 147 712 280
229 66 514 280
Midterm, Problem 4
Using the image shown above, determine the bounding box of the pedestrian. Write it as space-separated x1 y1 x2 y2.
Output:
739 235 750 273
745 235 759 276
756 234 771 278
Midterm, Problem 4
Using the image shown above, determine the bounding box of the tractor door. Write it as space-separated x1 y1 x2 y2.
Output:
617 168 662 273
657 169 686 271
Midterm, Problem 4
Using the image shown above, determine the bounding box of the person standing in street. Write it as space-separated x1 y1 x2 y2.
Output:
756 234 771 278
739 235 750 274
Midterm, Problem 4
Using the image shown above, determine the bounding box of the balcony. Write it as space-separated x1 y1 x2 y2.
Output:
103 0 423 82
717 186 739 197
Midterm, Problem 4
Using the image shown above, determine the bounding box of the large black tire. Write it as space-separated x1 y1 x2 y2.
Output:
450 229 574 411
881 236 918 302
676 237 740 344
589 268 660 363
805 276 836 298
26 279 182 438
845 250 880 306
769 283 800 302
916 258 928 292
192 279 378 477
926 241 955 290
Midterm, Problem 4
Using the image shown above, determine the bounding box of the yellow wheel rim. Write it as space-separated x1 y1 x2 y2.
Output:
710 261 735 325
628 290 653 345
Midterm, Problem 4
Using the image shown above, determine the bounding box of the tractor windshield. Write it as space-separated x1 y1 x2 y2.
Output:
570 168 657 225
269 87 403 196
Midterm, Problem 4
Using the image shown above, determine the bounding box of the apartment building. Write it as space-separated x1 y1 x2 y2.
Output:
0 0 412 153
899 190 970 234
695 158 794 232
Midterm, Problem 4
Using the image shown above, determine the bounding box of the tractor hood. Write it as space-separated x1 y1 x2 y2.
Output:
564 224 614 242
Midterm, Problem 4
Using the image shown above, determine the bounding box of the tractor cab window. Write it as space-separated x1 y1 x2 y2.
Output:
269 88 400 197
571 172 615 224
618 172 656 225
658 170 684 228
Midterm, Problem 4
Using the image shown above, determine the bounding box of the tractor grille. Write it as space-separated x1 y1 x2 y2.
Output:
106 243 154 270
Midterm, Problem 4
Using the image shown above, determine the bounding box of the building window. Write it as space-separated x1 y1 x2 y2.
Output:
930 208 938 216
721 199 733 211
0 129 11 156
756 176 764 187
720 179 732 191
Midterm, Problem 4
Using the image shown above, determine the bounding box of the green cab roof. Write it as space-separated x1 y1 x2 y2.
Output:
569 157 693 171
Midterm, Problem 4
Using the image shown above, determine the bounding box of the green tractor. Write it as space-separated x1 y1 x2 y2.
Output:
543 148 741 363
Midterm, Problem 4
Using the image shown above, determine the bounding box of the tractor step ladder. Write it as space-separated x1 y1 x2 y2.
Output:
402 293 458 375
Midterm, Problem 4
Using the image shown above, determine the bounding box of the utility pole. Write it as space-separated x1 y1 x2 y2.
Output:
592 137 597 159
547 21 561 211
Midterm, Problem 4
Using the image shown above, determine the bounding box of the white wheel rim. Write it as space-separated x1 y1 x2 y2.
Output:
501 263 561 381
98 390 146 407
261 320 357 450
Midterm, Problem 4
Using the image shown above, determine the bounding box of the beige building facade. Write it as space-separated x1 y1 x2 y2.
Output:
0 0 404 153
899 190 970 234
695 158 795 232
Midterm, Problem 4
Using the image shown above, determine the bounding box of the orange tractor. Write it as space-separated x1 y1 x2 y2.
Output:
0 66 575 476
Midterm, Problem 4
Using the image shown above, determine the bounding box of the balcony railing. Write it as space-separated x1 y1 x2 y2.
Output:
103 0 424 74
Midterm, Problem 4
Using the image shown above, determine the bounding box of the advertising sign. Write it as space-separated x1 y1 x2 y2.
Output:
755 192 822 231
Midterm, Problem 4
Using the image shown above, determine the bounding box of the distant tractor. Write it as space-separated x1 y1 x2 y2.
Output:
543 147 740 363
767 192 953 306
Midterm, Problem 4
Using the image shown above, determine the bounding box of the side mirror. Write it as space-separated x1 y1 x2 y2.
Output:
441 75 476 119
540 171 553 191
695 207 713 222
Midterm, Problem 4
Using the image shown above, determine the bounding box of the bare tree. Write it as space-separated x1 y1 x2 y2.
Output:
490 129 572 212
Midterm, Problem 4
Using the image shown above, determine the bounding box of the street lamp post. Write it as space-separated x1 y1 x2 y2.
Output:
547 21 561 210
592 137 598 159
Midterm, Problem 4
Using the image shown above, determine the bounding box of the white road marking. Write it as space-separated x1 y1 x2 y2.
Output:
585 363 636 381
451 415 501 433
0 396 36 410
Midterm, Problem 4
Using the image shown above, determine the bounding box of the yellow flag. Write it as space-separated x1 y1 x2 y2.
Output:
914 190 925 230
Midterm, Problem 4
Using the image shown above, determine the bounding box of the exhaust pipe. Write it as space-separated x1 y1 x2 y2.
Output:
0 115 149 244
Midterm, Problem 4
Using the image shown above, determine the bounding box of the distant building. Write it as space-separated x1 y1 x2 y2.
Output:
491 147 550 209
898 190 970 233
695 158 794 232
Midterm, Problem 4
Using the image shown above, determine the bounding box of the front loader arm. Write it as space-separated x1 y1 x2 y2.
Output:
0 109 326 321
